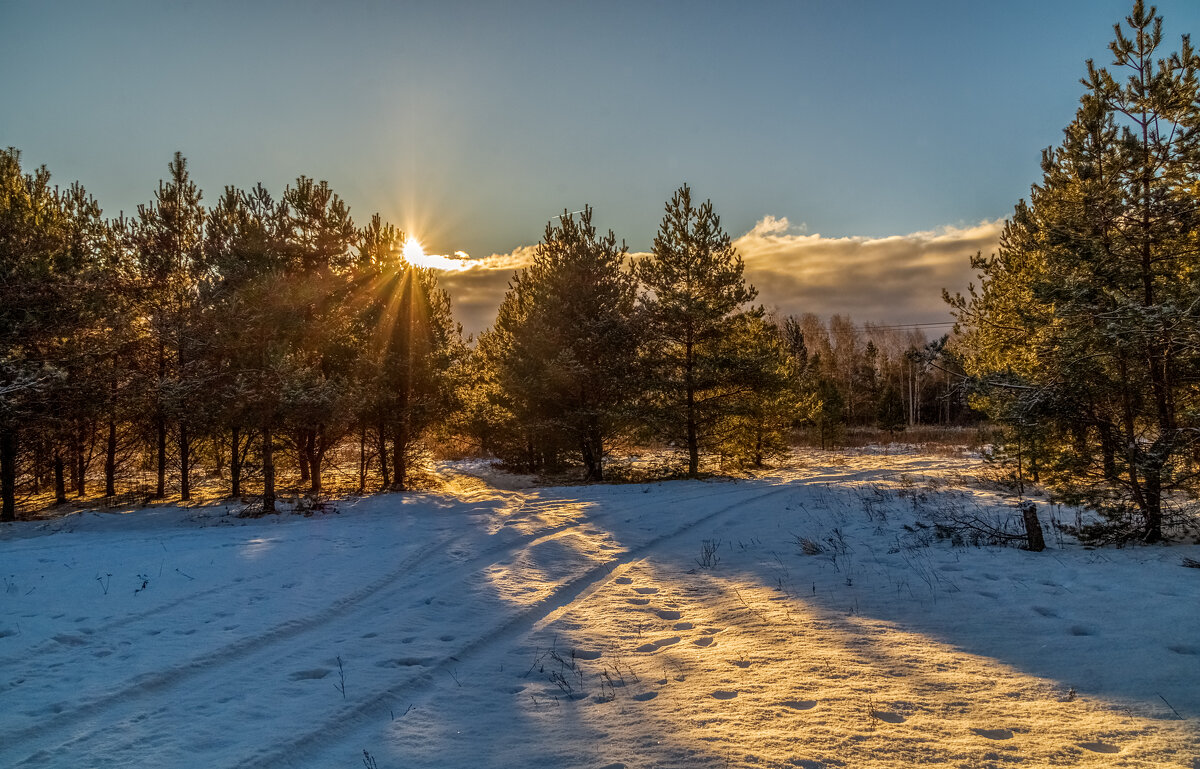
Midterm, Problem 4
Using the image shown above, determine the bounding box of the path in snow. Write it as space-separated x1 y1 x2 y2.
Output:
1 450 1197 768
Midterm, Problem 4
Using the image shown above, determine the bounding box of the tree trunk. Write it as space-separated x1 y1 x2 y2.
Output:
1 427 16 521
155 415 167 499
377 424 390 489
297 430 311 485
308 425 325 494
392 424 408 492
358 427 367 493
1143 460 1163 543
54 449 66 505
230 425 242 498
179 422 190 502
105 419 117 497
685 337 698 477
70 427 84 497
262 423 276 515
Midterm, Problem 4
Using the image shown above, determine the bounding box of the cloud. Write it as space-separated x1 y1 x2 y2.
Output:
733 216 1003 326
428 217 1004 338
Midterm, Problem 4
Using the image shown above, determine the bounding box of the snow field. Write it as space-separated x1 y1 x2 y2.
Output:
1 449 1197 768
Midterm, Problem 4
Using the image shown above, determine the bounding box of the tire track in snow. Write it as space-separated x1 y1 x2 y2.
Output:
233 482 795 769
4 481 758 764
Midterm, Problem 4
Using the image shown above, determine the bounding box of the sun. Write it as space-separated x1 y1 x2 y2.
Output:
398 237 475 271
403 238 428 266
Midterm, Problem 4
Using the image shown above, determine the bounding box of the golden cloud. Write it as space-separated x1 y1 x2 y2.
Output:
734 217 1004 325
430 217 1004 337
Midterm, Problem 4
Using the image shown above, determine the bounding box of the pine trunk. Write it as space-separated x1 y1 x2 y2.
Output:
54 450 66 505
1 427 16 521
262 423 276 514
377 424 390 489
179 422 190 502
105 420 117 497
230 425 242 498
155 415 167 499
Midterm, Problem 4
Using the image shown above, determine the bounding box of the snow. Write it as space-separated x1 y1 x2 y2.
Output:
1 450 1198 768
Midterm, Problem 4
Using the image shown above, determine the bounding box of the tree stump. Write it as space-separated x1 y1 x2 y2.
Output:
1020 502 1046 552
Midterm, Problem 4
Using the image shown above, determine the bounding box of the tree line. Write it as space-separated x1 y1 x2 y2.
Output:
1 151 462 519
2 155 969 520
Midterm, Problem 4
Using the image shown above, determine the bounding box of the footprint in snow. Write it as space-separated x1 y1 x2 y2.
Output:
1032 606 1057 618
634 587 659 595
598 763 626 769
1079 742 1120 754
711 690 738 700
288 669 330 680
692 636 715 648
674 622 694 631
440 634 455 642
871 710 905 724
973 728 1013 740
782 700 818 711
1069 625 1095 637
573 649 602 661
632 691 658 701
614 577 633 584
627 598 651 606
730 660 752 669
1167 644 1198 655
977 590 999 599
636 636 681 653
377 658 428 668
656 609 682 620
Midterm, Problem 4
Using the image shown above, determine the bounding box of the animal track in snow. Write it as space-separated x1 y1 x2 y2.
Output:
673 622 693 630
573 649 602 661
1167 644 1197 655
288 669 329 680
614 577 632 585
632 691 658 701
692 636 715 648
633 587 659 595
627 598 650 606
1032 606 1057 617
781 700 817 710
871 710 906 724
1069 625 1095 636
655 609 682 620
973 728 1013 740
711 689 738 700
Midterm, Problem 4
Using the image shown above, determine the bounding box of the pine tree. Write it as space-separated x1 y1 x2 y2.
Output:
950 1 1200 542
637 185 760 476
135 153 207 501
487 207 639 480
354 214 463 491
0 149 69 520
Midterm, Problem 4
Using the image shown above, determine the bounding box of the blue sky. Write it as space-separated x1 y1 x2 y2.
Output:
5 0 1199 332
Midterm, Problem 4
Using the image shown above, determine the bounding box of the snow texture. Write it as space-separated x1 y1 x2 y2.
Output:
1 449 1197 768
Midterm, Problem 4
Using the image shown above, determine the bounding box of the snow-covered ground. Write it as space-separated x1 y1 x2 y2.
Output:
1 449 1197 768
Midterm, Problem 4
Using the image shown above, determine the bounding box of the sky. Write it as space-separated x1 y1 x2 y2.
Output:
5 0 1200 335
